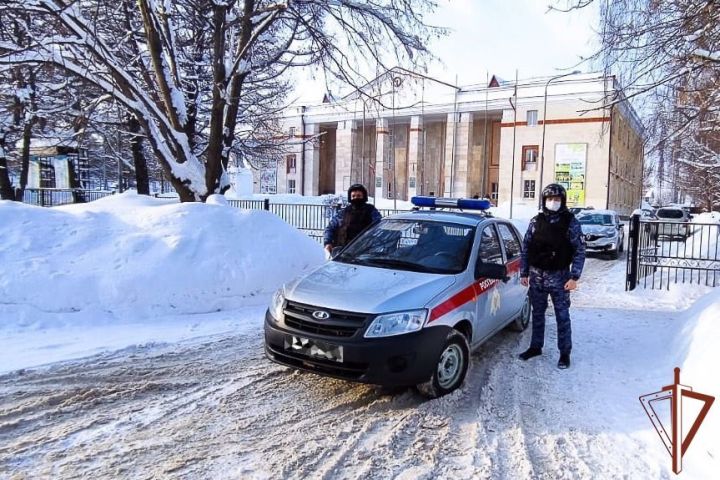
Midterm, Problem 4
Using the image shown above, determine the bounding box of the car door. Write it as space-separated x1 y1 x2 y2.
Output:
496 222 526 322
473 223 508 342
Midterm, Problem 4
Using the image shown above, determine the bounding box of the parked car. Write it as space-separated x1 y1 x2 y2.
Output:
655 207 692 240
264 197 531 398
576 210 624 259
569 206 594 215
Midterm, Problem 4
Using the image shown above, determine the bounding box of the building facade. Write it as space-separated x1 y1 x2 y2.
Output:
265 70 644 215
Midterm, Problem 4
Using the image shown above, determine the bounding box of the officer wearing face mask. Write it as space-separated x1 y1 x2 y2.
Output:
323 184 381 255
518 183 585 369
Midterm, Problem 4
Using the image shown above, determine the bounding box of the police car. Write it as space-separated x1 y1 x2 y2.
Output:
264 196 530 398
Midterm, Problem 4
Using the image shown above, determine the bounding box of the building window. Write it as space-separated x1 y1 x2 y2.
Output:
491 182 499 200
522 145 538 170
527 110 538 126
39 157 56 188
286 154 296 174
289 126 296 137
523 180 535 198
287 179 296 194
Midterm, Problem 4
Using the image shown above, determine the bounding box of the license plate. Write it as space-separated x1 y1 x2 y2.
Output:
284 336 344 363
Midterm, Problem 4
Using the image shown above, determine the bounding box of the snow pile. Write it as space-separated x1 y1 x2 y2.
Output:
634 289 720 479
0 192 324 369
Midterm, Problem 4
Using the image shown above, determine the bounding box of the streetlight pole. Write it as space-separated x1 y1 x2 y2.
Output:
538 70 581 209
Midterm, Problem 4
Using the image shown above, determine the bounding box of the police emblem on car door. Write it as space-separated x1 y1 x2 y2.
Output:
474 224 508 340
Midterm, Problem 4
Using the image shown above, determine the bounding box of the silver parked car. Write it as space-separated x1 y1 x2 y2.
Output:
654 207 692 240
576 210 624 259
265 197 531 398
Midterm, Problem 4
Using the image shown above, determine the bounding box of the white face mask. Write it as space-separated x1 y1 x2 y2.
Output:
545 200 561 212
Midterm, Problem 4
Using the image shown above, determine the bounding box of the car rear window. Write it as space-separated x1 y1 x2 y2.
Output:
656 209 684 219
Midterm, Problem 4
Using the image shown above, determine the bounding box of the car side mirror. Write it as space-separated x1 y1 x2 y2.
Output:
475 261 509 282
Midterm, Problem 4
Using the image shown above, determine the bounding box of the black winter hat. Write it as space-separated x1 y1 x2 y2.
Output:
347 183 368 202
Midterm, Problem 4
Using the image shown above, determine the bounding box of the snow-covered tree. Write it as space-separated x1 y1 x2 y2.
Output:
1 0 442 202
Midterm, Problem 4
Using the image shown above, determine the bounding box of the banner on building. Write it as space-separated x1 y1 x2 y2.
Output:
260 167 277 194
554 143 587 207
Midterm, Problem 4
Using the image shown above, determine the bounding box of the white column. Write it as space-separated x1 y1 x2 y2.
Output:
444 112 472 198
408 116 423 199
335 120 356 194
375 118 389 199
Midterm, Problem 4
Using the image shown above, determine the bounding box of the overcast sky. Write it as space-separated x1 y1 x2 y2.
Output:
292 0 601 103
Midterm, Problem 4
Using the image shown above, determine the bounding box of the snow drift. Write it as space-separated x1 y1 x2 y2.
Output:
0 192 324 326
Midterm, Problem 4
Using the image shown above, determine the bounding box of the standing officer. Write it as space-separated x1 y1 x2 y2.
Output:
518 183 585 369
323 184 381 256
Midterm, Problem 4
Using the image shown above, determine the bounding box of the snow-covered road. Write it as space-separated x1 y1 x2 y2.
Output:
0 282 692 478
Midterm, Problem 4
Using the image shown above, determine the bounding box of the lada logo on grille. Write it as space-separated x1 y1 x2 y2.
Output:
312 310 330 320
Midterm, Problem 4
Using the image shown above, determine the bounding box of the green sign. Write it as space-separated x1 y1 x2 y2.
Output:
554 143 587 207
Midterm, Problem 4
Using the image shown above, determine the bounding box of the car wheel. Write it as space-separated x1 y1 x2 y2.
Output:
609 245 620 260
619 237 624 252
508 295 531 332
417 330 469 399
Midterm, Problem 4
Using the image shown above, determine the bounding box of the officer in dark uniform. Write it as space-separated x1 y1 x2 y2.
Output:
323 184 381 255
518 183 586 369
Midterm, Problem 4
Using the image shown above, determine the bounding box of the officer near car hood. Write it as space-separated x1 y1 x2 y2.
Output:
518 183 586 369
323 184 381 256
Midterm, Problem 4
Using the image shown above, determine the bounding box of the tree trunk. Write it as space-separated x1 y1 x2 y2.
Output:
128 114 150 195
14 122 32 202
0 131 16 200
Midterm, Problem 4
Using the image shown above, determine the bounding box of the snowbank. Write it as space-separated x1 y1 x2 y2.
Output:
635 289 720 479
0 192 325 370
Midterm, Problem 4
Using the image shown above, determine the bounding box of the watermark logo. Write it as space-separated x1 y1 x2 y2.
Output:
639 368 715 474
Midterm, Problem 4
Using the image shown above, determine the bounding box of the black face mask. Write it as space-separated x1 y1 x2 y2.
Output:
350 198 366 207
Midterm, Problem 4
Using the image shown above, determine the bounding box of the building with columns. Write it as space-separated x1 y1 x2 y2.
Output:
259 69 644 215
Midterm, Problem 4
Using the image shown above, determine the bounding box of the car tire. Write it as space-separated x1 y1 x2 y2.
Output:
609 246 620 260
416 330 470 399
619 237 624 253
508 295 531 332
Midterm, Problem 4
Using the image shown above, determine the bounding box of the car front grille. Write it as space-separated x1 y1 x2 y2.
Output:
283 301 369 338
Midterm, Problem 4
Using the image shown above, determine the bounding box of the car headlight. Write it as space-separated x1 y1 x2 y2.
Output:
364 309 427 338
269 289 285 321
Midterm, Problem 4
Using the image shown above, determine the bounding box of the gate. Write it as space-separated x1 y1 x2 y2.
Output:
626 215 720 290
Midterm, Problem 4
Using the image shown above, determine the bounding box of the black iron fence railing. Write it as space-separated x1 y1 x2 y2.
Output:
18 189 413 243
626 215 720 290
227 201 411 243
22 188 114 207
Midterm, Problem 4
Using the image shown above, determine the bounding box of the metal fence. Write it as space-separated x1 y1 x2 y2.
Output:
626 215 720 290
22 188 114 207
227 199 411 243
18 189 411 243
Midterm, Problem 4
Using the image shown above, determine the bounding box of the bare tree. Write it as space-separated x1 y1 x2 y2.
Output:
1 0 443 202
559 0 719 207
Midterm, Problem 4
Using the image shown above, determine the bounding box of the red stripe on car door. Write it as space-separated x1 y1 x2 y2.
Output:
427 258 522 323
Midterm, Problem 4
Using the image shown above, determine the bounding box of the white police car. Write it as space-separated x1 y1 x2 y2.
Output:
264 197 530 397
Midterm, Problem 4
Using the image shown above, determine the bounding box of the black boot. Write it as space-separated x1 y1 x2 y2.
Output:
558 353 571 369
518 347 542 361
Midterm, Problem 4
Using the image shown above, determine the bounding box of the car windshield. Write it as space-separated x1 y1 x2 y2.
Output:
335 219 476 274
656 209 684 219
577 213 614 225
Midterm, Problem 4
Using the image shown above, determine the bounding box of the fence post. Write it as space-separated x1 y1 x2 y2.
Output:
263 198 270 211
626 213 640 290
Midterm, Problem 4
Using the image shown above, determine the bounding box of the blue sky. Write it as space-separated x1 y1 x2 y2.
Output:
427 0 600 84
292 0 601 103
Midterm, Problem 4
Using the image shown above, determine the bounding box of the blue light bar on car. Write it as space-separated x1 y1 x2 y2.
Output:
411 196 491 210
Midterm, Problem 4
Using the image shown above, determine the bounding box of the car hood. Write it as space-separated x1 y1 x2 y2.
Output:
580 224 615 235
283 261 457 314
